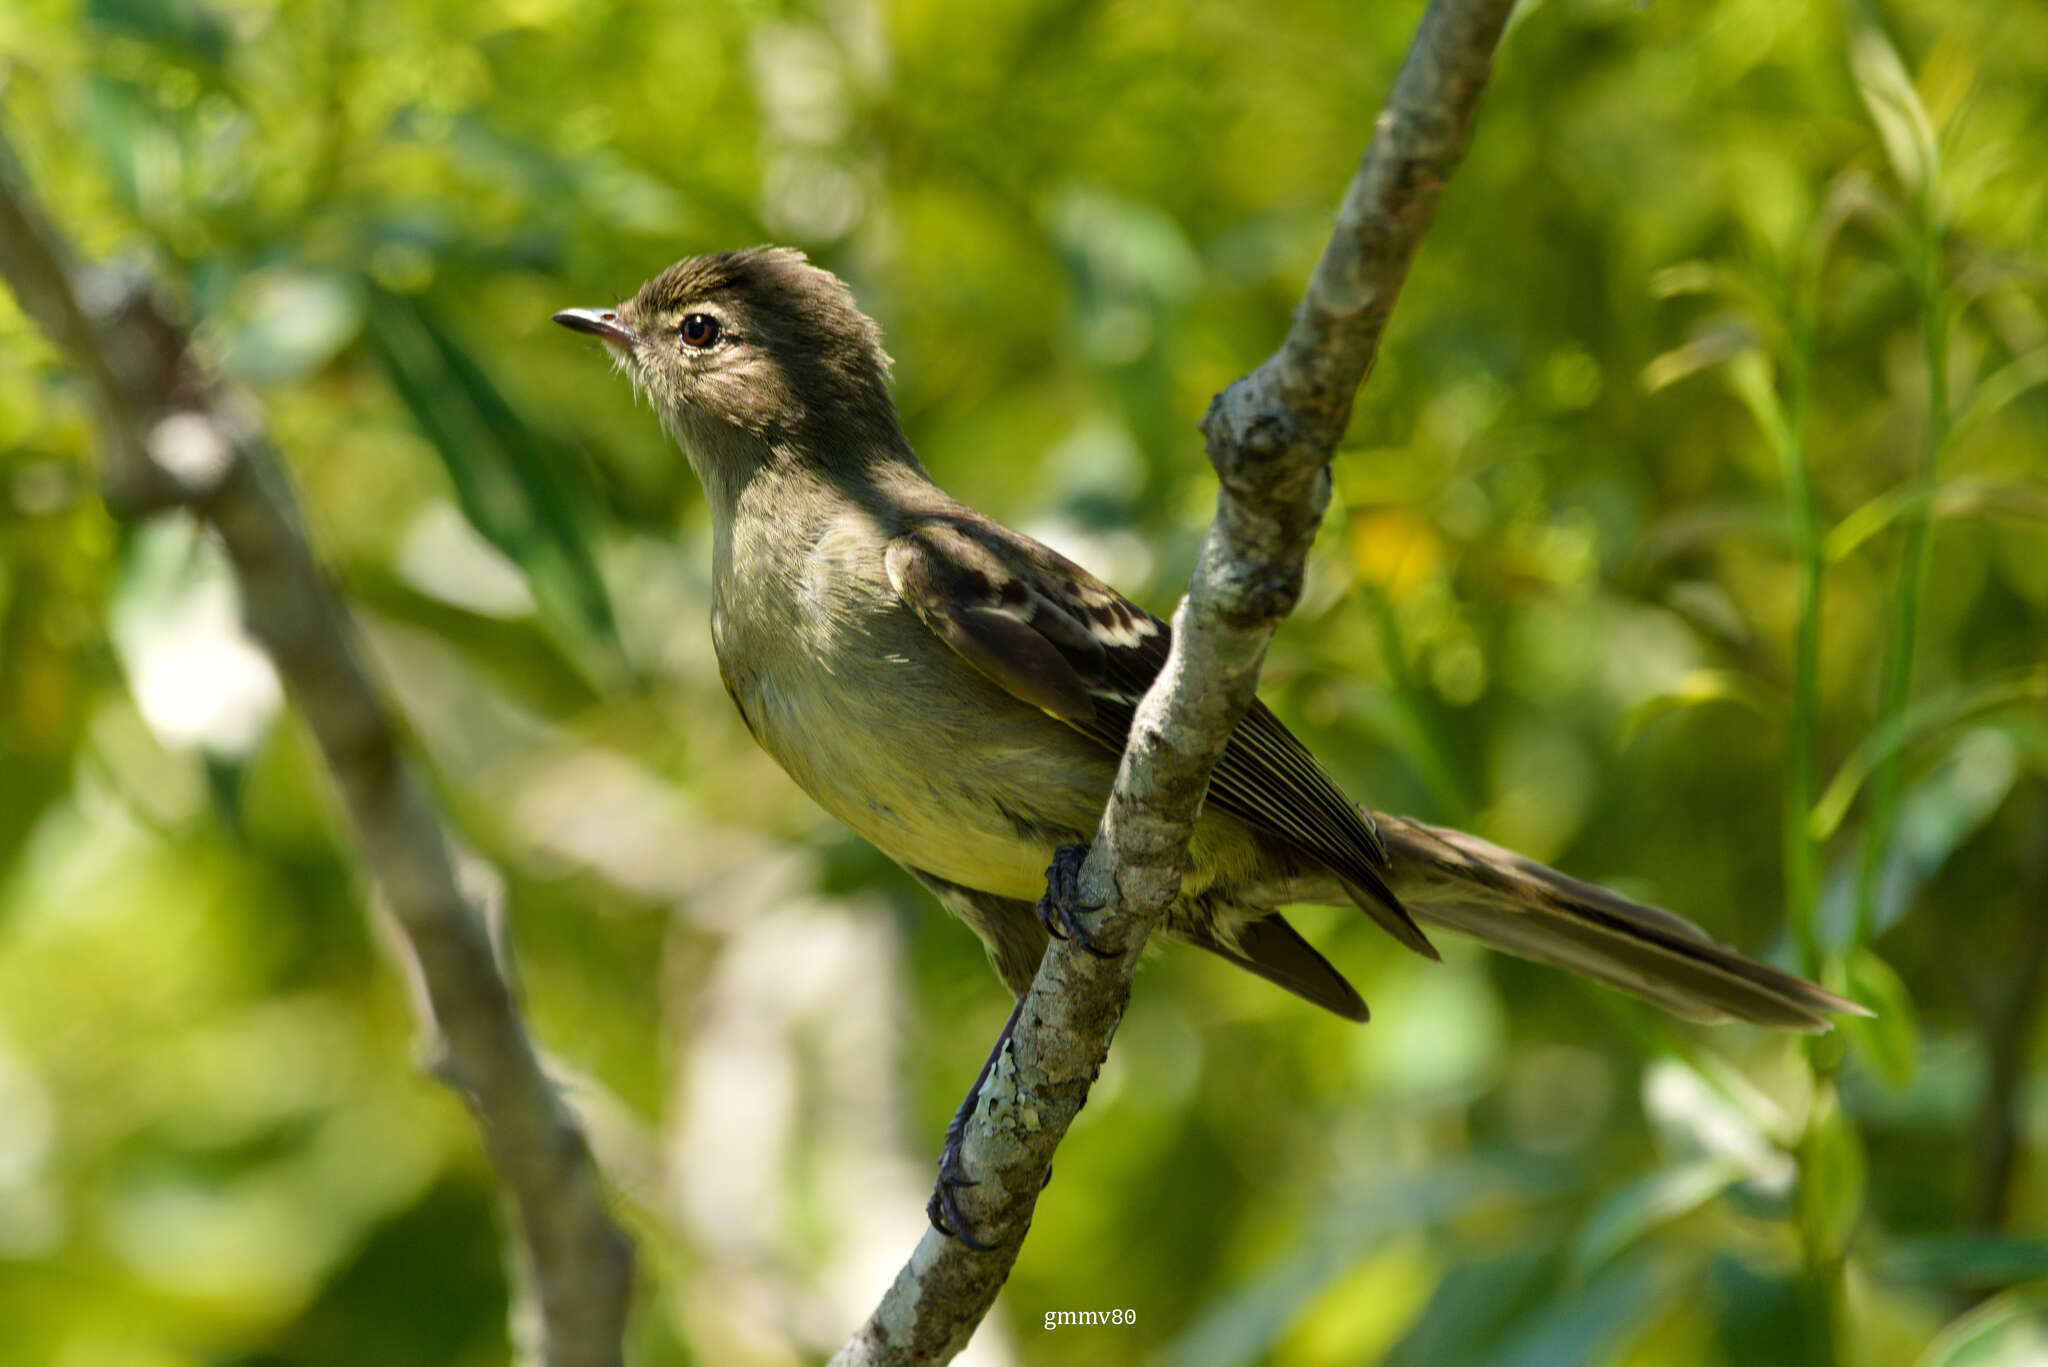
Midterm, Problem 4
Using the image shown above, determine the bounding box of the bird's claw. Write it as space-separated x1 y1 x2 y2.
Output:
925 1138 1053 1249
927 1128 998 1251
1036 843 1116 957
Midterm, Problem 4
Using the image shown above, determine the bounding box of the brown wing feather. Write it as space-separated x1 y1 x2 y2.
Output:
888 510 1434 959
885 527 1102 723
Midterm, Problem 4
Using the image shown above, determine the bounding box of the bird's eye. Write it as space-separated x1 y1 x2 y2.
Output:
678 314 721 348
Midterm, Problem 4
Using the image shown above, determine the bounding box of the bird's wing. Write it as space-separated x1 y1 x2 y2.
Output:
884 514 1433 959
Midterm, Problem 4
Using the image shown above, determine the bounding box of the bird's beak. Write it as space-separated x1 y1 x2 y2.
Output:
552 307 640 349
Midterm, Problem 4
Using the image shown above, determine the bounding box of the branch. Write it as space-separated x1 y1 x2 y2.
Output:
0 127 632 1367
832 0 1516 1360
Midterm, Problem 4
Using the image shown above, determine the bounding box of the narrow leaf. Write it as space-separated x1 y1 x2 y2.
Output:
1573 1158 1747 1273
1950 346 2048 449
360 284 626 686
1809 668 2048 841
1885 1235 2048 1290
1917 1283 2048 1367
1844 948 1918 1088
1167 1162 1519 1367
1478 1255 1672 1367
1826 477 2048 564
1848 9 1941 203
1797 1085 1866 1264
1380 1247 1560 1367
1622 669 1781 745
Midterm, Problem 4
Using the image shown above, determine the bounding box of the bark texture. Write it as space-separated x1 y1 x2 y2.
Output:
831 0 1518 1361
0 129 633 1367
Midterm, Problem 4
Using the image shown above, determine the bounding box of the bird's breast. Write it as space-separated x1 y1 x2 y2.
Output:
713 591 1110 899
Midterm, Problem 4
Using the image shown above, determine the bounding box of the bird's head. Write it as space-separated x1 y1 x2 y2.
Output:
555 247 902 472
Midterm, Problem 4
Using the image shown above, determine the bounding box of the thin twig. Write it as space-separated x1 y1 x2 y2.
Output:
0 126 632 1367
830 0 1516 1360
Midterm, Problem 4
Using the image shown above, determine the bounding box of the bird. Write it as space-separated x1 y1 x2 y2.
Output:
555 246 1866 1242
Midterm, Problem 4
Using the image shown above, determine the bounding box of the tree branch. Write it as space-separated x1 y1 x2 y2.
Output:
0 127 632 1367
831 0 1517 1360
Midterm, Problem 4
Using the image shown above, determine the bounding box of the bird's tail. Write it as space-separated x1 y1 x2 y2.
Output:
1372 812 1869 1032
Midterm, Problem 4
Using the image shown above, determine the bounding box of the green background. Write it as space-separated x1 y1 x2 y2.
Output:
2 0 2045 1363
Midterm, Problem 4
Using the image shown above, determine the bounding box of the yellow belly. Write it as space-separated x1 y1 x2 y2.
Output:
716 558 1274 909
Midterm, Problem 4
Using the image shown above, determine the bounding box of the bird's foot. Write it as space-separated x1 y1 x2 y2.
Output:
1035 843 1116 957
926 998 1026 1250
927 1119 997 1250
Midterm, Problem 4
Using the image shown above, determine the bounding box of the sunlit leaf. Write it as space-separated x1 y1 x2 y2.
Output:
1642 321 1753 394
1642 1058 1796 1191
1167 1162 1523 1367
1804 170 1884 287
1826 477 2048 564
1648 261 1727 300
1620 669 1781 745
1849 8 1942 206
1819 727 2028 945
212 269 362 385
1843 949 1918 1089
1809 671 2047 842
1348 505 1444 601
1798 1085 1866 1263
1648 261 1783 335
1917 1283 2048 1367
1949 346 2048 449
1573 1157 1747 1273
1724 349 1796 464
107 517 280 760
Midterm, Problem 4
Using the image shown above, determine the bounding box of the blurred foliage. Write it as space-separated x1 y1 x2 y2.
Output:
2 0 2046 1363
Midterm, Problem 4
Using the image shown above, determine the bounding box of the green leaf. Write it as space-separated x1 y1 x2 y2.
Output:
108 518 281 760
1620 669 1781 745
359 285 627 688
1798 1085 1866 1264
1166 1162 1522 1367
85 0 230 67
1644 262 1786 355
1724 350 1796 464
1950 347 2048 450
1572 1158 1747 1274
1918 1283 2048 1367
1848 7 1942 206
213 269 363 385
1826 477 2048 565
1642 322 1752 393
1708 1255 1830 1367
1843 949 1918 1088
1809 669 2048 842
83 76 175 223
1380 1247 1560 1367
1477 1255 1672 1367
1885 1237 2048 1290
1642 1056 1797 1184
1820 726 2029 946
